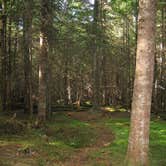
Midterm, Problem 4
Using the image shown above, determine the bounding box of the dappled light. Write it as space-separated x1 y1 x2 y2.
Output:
103 106 116 112
0 0 165 165
0 112 165 165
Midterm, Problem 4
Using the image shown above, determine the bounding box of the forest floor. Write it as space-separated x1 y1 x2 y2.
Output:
0 108 166 166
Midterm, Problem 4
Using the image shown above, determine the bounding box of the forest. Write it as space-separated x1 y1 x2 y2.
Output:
0 0 165 165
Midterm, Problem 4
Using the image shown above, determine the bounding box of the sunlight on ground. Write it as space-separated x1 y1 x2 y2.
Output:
102 106 127 112
104 107 116 112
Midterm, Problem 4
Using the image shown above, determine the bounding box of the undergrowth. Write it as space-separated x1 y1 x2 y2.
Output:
0 112 165 166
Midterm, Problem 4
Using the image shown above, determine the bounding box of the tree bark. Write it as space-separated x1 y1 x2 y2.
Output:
92 0 102 111
23 0 33 115
38 0 49 122
159 6 165 112
125 0 157 166
7 17 12 110
0 0 8 111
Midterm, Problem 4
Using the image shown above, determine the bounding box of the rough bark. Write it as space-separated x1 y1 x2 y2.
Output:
0 0 8 111
92 0 101 111
125 0 157 166
38 0 49 122
23 0 33 115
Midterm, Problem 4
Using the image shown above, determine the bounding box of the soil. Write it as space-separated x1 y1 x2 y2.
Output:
66 110 130 121
0 111 128 166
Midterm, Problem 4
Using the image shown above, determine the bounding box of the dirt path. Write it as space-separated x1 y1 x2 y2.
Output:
58 111 115 166
0 144 37 166
0 111 119 166
66 110 130 121
0 126 113 166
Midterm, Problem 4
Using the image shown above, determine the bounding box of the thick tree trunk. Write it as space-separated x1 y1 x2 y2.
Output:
126 0 157 166
0 11 2 109
38 32 48 122
0 1 8 111
23 0 33 115
92 0 101 111
38 0 49 122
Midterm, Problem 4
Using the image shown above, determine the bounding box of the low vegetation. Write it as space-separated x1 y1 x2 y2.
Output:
0 110 165 166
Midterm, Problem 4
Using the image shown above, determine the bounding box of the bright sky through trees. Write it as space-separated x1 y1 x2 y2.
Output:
89 0 94 4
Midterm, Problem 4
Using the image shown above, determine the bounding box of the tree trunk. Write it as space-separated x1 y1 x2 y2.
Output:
7 17 12 110
0 9 2 109
92 0 101 111
0 0 8 111
125 0 157 166
64 41 72 105
159 6 165 112
38 0 49 122
23 0 33 115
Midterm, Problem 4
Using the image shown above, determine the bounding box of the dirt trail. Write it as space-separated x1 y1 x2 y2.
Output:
59 111 114 166
0 111 117 166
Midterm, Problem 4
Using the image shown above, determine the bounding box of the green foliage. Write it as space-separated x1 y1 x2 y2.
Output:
111 0 136 15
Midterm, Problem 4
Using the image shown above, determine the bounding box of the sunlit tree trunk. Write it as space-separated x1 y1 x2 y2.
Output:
126 0 157 166
158 6 166 112
161 7 166 111
38 0 49 122
64 41 72 105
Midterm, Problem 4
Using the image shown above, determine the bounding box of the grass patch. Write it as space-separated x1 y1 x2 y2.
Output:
50 126 96 148
150 120 166 166
103 118 166 166
0 112 165 166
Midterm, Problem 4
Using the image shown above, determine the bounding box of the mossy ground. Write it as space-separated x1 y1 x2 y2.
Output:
0 109 165 166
